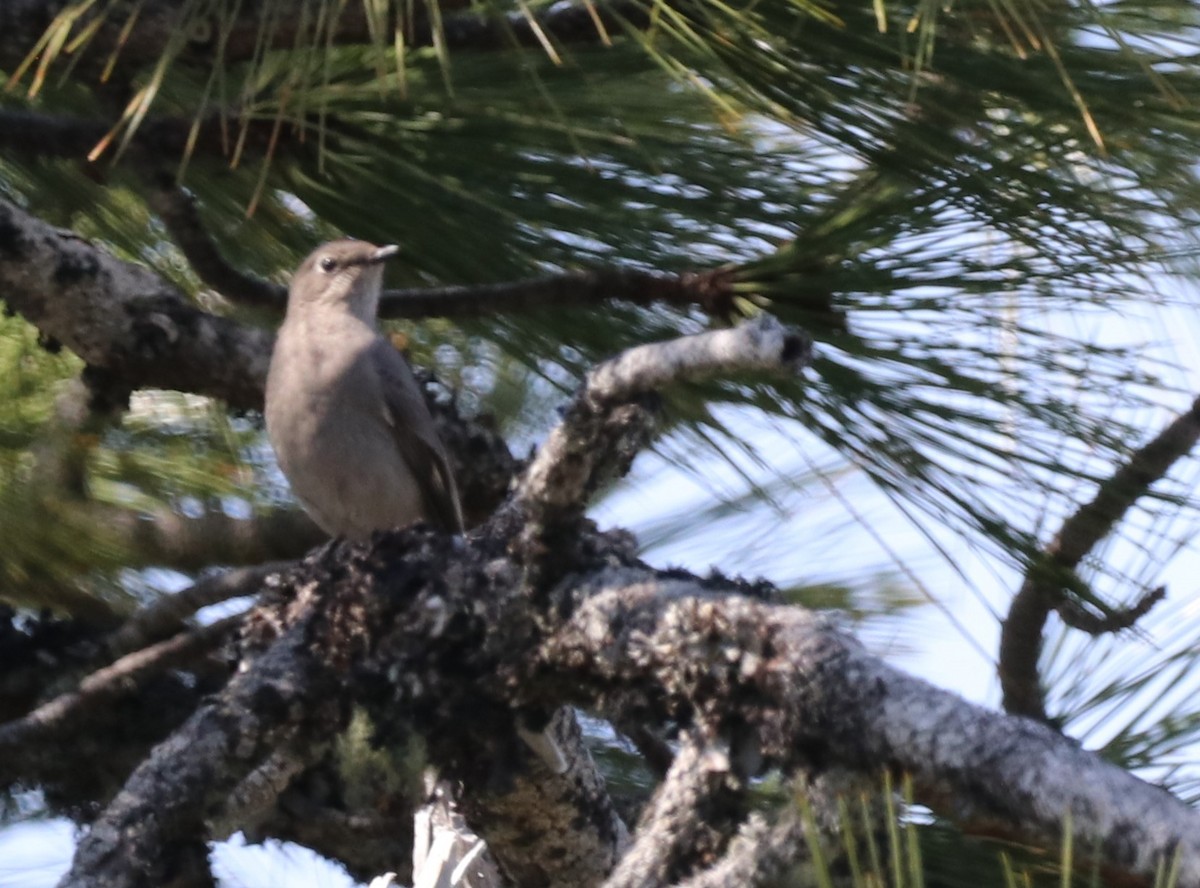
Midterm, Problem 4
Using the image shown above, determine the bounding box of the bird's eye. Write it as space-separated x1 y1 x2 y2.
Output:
318 256 337 273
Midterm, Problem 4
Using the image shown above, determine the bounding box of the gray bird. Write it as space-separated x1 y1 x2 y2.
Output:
265 239 464 540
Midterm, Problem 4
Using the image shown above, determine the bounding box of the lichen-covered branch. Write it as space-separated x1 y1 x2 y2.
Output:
999 395 1200 720
584 315 811 405
58 517 1200 887
674 809 809 888
516 315 812 524
0 197 274 410
602 730 739 888
59 582 348 887
537 566 1200 885
56 526 632 887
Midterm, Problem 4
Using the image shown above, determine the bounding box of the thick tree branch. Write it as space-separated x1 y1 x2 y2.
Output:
999 396 1200 721
455 706 629 885
59 584 348 888
539 567 1200 885
0 196 273 409
58 525 632 887
60 516 1200 887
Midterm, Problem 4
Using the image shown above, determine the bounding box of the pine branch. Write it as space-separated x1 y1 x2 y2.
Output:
143 178 740 320
999 396 1200 721
144 179 287 310
543 566 1200 885
105 561 291 658
0 0 643 84
378 268 736 320
0 613 240 768
0 109 274 164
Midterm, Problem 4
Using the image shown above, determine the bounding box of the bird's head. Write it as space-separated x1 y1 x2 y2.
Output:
289 238 399 323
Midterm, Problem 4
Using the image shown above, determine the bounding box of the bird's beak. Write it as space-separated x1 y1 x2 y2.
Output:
368 245 400 265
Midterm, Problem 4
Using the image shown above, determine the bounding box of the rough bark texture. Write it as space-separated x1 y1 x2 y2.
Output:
0 197 273 410
541 568 1200 884
51 521 1200 887
602 730 741 888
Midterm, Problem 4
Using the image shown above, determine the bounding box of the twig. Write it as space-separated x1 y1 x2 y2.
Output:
144 180 287 309
617 721 675 778
0 612 242 754
137 176 741 324
377 267 734 320
1056 585 1166 635
999 396 1200 720
138 180 738 321
106 561 291 658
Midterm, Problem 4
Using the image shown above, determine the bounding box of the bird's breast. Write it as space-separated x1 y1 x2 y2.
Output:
266 325 426 538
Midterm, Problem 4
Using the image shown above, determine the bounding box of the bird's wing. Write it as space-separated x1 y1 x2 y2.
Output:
368 338 465 534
